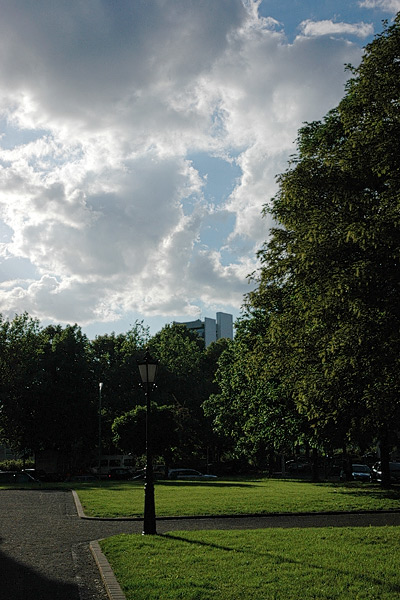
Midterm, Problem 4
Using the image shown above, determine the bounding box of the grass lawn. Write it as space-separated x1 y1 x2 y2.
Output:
100 526 400 599
73 478 400 518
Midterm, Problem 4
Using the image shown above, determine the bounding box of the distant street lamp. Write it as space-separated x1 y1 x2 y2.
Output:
98 382 103 480
137 349 159 535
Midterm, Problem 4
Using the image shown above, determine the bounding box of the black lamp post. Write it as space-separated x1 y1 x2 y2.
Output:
137 348 158 535
98 382 103 480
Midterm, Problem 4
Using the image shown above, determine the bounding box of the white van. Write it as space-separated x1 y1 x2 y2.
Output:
91 455 135 477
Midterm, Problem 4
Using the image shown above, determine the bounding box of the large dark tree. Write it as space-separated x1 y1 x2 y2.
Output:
112 404 178 471
90 323 150 453
246 17 400 485
0 313 44 454
38 323 96 465
0 315 96 470
148 323 206 462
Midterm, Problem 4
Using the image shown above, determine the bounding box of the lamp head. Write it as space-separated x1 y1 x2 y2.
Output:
137 349 158 384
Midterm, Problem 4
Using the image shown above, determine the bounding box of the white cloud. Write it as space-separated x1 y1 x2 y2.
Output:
359 0 400 11
0 1 374 329
299 19 374 38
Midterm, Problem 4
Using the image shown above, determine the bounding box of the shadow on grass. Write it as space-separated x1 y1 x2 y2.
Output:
283 478 400 494
156 480 258 488
55 480 260 494
160 532 243 553
160 532 400 596
328 483 400 502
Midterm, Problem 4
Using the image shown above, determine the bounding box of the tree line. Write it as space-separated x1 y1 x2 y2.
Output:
1 18 400 483
0 314 230 474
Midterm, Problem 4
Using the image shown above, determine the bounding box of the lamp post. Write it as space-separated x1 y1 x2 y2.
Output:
98 382 103 480
137 349 158 535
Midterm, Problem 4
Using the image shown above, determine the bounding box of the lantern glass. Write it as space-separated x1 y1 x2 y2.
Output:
137 350 158 384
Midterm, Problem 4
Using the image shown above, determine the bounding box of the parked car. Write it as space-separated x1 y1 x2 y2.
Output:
371 462 400 483
285 459 312 473
131 467 165 480
107 468 133 480
168 469 217 480
0 470 39 483
340 464 371 482
64 474 97 482
22 468 47 481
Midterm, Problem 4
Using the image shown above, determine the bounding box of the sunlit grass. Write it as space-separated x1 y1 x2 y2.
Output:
101 526 400 599
73 478 400 518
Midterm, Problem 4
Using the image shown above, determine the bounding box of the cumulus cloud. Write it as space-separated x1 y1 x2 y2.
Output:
359 0 400 11
299 19 374 38
0 0 374 328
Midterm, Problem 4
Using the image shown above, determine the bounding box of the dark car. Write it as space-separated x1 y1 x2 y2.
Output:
107 468 133 480
22 468 47 481
371 462 400 483
168 469 217 480
340 464 371 482
65 474 97 482
285 459 312 473
0 470 39 483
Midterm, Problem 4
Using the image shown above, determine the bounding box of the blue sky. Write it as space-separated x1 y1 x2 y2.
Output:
0 0 399 338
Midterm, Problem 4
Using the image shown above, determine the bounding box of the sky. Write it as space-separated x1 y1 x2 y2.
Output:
0 0 399 339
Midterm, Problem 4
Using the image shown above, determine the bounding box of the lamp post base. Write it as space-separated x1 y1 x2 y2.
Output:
142 480 157 535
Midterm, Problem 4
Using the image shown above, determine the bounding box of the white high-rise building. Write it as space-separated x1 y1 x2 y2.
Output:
177 312 233 347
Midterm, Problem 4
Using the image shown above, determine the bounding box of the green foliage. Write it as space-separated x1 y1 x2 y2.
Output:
90 323 149 452
203 316 303 467
0 314 97 462
150 322 204 379
0 459 34 471
149 323 218 462
39 323 96 453
0 313 46 452
112 404 178 462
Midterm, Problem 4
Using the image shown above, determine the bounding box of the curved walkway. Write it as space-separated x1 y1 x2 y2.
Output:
1 489 400 600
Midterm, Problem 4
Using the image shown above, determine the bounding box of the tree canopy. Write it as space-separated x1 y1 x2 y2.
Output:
0 315 97 469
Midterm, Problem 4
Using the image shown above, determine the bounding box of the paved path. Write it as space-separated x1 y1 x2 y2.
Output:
1 489 400 600
0 490 140 600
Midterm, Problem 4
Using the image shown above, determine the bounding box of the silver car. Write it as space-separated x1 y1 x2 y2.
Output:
168 468 217 480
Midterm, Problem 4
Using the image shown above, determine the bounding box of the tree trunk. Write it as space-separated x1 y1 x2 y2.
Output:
380 434 391 488
311 447 320 482
342 445 353 482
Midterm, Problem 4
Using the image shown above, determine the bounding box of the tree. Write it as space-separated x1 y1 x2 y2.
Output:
246 17 400 484
0 315 96 471
149 323 207 462
89 322 150 453
203 315 303 471
38 324 96 465
0 313 44 454
198 338 233 464
112 404 178 470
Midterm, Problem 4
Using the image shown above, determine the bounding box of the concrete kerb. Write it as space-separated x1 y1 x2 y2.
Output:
90 541 126 600
73 491 128 600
